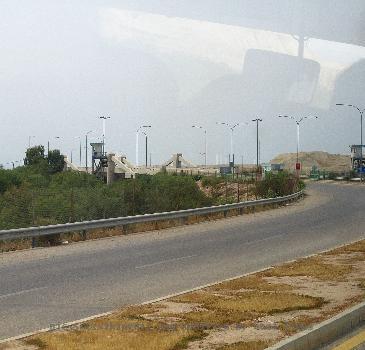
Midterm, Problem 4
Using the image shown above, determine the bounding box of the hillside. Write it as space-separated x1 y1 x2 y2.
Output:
271 151 351 173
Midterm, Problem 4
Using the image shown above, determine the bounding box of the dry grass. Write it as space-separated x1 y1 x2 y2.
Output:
327 240 365 255
18 240 365 350
26 304 204 350
169 290 323 326
25 328 201 350
216 341 270 350
263 257 353 281
209 291 324 315
209 275 293 293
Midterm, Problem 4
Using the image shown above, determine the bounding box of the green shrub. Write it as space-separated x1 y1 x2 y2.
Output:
255 172 303 198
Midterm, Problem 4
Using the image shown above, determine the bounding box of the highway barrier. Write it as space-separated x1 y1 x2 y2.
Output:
0 190 304 243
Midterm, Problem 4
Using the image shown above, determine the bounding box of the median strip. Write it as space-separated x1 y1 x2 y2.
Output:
3 239 364 350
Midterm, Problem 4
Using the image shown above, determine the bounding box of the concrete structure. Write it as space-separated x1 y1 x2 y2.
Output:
162 153 196 169
350 145 365 173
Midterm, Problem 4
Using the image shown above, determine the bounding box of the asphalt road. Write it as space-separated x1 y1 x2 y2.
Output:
0 182 364 341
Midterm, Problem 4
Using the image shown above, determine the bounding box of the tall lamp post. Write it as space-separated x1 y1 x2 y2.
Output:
336 103 365 181
141 131 151 167
136 125 151 166
216 122 241 166
99 116 111 155
277 115 318 173
28 136 35 148
85 130 93 173
75 136 82 166
252 118 263 171
47 136 61 155
192 125 207 167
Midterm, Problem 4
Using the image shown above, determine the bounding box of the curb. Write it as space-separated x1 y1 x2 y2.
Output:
267 301 365 350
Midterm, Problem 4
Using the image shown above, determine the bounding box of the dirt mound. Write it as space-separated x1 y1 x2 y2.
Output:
271 151 351 172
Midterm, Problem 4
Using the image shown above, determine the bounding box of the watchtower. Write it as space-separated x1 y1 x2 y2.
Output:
350 145 365 173
90 142 108 179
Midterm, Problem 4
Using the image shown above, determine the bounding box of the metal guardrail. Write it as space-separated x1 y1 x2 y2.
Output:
0 191 304 242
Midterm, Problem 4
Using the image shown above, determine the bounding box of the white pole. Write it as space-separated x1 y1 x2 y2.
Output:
103 119 106 154
136 132 139 166
297 123 300 163
230 129 234 160
204 130 207 167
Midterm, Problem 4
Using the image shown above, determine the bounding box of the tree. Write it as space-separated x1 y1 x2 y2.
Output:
24 146 46 166
47 149 65 174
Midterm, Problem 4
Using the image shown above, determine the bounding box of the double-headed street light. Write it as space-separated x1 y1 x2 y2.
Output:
336 103 365 181
278 115 318 171
136 125 152 166
216 122 241 165
192 125 207 167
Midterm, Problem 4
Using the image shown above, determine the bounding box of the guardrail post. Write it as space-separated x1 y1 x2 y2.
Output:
82 230 87 241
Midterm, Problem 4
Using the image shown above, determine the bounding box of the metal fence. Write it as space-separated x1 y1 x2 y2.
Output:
0 190 303 242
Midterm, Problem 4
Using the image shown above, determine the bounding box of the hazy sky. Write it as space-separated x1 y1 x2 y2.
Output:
1 1 365 167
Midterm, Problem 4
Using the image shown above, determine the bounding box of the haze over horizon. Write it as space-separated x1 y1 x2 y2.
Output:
1 1 365 168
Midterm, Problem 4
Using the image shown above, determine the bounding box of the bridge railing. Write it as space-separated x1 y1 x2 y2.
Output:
0 190 304 243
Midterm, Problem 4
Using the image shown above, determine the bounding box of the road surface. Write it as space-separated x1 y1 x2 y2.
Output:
0 182 364 341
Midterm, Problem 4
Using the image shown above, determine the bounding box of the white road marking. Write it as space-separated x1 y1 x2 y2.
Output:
135 255 197 269
0 287 47 300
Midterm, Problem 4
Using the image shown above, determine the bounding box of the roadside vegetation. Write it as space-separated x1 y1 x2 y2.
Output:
0 147 302 232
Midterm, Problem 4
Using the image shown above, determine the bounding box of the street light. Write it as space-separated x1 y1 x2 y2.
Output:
136 125 152 166
336 103 365 181
216 122 241 166
277 115 318 171
28 136 35 148
75 136 82 166
99 116 111 155
47 136 61 155
252 118 263 170
192 125 207 167
85 130 93 173
141 130 151 168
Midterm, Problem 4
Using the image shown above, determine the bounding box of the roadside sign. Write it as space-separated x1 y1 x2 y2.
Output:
296 162 301 170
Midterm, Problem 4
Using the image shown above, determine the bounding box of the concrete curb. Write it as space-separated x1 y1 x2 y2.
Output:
267 301 365 350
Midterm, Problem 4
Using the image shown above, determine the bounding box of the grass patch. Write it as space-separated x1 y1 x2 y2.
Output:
209 275 293 293
28 328 201 350
359 280 365 289
205 291 324 315
217 341 270 350
170 290 324 326
328 240 365 254
263 257 353 281
179 309 254 327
